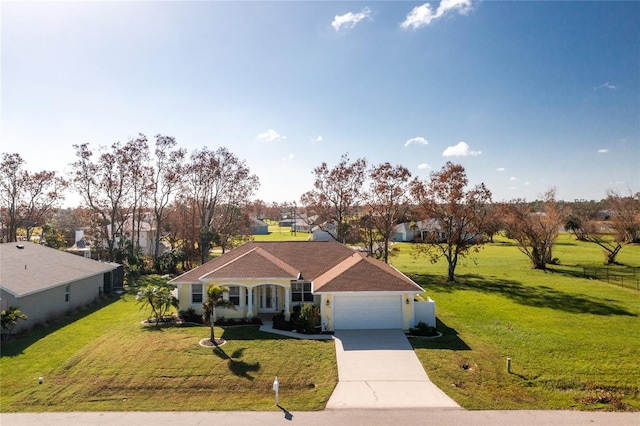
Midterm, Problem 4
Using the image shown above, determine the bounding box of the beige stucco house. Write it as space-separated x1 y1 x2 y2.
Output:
0 242 121 334
169 241 424 331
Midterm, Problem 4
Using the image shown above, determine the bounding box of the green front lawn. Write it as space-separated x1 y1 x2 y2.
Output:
393 234 640 411
0 295 337 412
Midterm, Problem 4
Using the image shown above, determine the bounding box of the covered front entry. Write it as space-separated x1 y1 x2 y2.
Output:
258 284 281 314
333 294 403 330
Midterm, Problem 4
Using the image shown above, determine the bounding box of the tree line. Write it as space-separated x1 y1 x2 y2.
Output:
2 137 639 282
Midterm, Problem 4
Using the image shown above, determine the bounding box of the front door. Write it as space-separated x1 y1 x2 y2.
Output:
259 285 279 313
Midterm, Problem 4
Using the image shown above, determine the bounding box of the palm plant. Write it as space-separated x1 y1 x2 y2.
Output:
202 285 236 345
1 306 28 340
135 284 178 325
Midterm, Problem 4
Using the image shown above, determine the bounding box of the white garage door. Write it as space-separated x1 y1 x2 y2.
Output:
333 294 403 329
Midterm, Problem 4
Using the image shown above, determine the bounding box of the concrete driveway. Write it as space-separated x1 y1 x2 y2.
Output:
326 329 460 409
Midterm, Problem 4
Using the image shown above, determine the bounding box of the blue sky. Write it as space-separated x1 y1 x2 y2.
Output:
2 1 639 205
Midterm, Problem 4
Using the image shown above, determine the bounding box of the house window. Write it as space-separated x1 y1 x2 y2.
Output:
228 286 240 305
292 282 313 302
192 284 203 304
65 284 70 302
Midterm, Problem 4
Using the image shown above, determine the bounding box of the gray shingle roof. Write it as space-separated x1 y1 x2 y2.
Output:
0 242 118 297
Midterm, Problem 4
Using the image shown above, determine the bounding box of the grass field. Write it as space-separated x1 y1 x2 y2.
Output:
1 232 638 412
0 293 337 412
392 233 640 411
250 224 311 242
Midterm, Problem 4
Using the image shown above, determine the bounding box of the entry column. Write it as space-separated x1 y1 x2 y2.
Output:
284 287 291 321
246 287 253 319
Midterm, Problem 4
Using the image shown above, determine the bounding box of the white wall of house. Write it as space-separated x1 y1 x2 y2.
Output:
414 297 436 328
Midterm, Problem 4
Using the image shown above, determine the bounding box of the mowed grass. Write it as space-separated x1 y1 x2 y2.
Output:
392 233 640 411
0 294 337 412
251 225 311 242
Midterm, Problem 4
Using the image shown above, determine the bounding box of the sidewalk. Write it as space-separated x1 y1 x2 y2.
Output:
2 409 638 426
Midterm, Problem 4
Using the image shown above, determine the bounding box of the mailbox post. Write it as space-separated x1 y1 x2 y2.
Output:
273 376 279 405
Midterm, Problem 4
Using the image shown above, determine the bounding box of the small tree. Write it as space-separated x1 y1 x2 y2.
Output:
202 285 236 345
135 283 178 325
606 190 640 244
502 189 566 270
1 306 28 339
570 191 640 264
301 154 368 243
366 163 412 263
410 162 492 282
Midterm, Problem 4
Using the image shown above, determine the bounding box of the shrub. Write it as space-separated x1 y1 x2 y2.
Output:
272 312 296 331
295 304 321 334
410 321 439 337
179 308 202 324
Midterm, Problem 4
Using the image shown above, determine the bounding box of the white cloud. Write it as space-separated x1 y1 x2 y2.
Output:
497 167 506 172
257 129 286 142
596 81 617 90
524 181 531 186
418 163 431 170
282 154 294 161
312 135 323 143
442 141 481 157
598 148 609 153
404 136 429 147
509 176 518 181
332 7 372 32
401 0 473 30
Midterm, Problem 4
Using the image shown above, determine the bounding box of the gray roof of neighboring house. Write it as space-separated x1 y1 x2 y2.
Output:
0 242 119 298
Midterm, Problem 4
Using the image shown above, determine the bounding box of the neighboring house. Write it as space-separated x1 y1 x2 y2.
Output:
278 212 307 228
169 241 424 330
0 242 123 334
393 222 421 242
250 217 269 235
123 216 170 257
312 222 337 241
67 228 92 258
105 214 169 257
393 220 447 243
291 219 312 233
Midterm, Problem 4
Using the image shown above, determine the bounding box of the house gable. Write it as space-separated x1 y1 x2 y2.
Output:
200 247 299 280
313 251 423 293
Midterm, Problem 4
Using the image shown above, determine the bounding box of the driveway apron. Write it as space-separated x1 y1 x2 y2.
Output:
326 329 460 409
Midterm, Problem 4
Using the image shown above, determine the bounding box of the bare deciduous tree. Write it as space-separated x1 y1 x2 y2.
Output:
0 153 67 242
69 142 134 262
183 147 259 264
606 190 640 244
571 190 640 264
150 135 186 263
366 163 412 263
123 134 152 258
502 188 566 270
301 154 367 243
410 162 492 282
